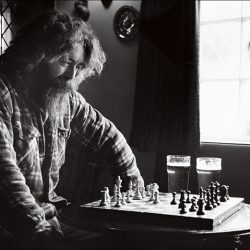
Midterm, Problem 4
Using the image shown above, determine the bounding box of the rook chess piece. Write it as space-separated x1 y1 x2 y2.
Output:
100 189 108 207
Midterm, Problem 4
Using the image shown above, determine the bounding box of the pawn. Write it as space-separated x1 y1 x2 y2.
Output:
146 185 151 197
153 191 160 204
186 190 191 203
179 200 187 214
197 198 205 215
126 190 132 203
121 192 127 205
133 185 142 200
171 192 177 205
115 193 122 207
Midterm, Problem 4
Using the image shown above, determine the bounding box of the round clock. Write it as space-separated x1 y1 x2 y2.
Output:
113 5 140 41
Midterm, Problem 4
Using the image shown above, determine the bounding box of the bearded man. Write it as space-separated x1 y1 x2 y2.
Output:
0 10 143 249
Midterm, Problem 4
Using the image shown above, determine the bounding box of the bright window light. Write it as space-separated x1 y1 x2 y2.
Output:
200 1 250 144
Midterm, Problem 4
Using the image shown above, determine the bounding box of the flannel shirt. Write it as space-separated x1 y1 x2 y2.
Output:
0 72 141 232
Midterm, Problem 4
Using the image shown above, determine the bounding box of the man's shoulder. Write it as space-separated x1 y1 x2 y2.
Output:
69 91 87 108
0 73 13 98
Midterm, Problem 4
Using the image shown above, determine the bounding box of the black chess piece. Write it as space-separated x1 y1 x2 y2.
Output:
209 183 217 208
186 190 191 203
189 198 197 212
205 190 213 210
215 182 221 205
171 192 177 205
179 200 187 214
220 185 229 202
197 198 205 215
179 190 186 208
199 187 204 199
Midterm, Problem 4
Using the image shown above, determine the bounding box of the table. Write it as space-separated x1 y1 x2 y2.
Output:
58 203 250 249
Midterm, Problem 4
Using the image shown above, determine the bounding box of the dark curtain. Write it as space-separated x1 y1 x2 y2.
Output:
129 0 200 192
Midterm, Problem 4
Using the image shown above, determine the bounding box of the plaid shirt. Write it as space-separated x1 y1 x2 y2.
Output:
0 72 141 232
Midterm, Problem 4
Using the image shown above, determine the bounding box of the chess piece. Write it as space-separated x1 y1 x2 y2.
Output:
111 184 118 202
133 185 142 200
215 182 220 205
153 191 160 204
220 185 229 202
116 176 122 196
197 198 205 215
171 192 177 205
100 189 108 207
115 192 122 207
179 190 185 208
209 183 217 208
128 180 134 197
126 190 132 203
189 198 197 212
104 187 111 204
146 185 151 197
121 192 126 205
199 187 204 199
149 189 155 201
179 200 187 214
186 190 191 203
204 190 213 210
141 186 146 198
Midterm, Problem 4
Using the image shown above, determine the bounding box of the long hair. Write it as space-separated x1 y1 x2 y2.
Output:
0 10 106 81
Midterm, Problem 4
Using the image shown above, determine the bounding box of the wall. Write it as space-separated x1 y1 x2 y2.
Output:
55 0 156 186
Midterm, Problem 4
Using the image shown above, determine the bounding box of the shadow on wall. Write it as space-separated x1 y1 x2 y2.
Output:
200 142 250 203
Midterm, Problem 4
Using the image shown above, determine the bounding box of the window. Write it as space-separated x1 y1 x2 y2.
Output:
200 1 250 144
0 1 14 55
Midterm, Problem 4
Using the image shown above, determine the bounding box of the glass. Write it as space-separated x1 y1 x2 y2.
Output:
196 157 222 190
166 155 191 193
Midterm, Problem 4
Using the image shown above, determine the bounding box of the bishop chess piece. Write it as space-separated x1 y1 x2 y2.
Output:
171 192 177 205
179 190 185 208
186 190 191 203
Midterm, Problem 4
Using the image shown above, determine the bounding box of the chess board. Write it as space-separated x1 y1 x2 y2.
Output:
78 192 244 230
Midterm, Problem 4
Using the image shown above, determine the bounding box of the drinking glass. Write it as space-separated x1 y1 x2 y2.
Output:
196 157 222 190
166 155 191 193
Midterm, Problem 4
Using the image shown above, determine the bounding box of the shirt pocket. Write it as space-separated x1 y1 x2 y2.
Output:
13 125 41 170
56 127 71 168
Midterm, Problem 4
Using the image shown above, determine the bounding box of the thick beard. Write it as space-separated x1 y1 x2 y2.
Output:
42 76 81 122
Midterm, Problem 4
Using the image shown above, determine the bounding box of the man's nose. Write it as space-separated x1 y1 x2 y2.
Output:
65 65 77 79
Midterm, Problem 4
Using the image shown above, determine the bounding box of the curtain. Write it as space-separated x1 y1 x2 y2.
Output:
129 0 200 191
